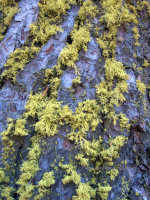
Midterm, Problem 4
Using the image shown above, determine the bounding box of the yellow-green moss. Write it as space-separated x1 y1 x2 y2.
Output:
0 168 9 184
72 77 81 87
59 26 91 68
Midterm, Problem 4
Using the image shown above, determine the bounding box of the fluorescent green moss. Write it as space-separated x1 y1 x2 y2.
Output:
72 183 96 200
67 99 100 143
132 26 140 46
34 171 55 200
25 92 100 140
0 168 9 183
1 119 15 162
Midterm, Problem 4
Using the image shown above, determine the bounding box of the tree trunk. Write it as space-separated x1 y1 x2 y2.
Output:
0 0 150 199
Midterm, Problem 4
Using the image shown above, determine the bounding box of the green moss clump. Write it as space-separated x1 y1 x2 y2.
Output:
0 168 9 184
14 118 28 136
34 172 55 200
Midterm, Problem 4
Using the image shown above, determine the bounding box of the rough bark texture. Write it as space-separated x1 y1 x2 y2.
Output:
0 0 150 200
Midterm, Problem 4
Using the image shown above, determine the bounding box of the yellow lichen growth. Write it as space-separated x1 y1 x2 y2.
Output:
75 153 89 167
96 59 129 128
0 168 9 183
0 0 19 41
72 77 81 87
34 172 55 200
59 26 91 68
1 186 14 200
1 118 15 162
98 183 112 200
118 113 131 131
60 163 81 185
67 99 100 142
78 0 98 21
100 136 127 165
97 0 139 58
132 26 140 46
14 118 28 136
16 136 41 200
72 183 96 200
1 0 76 81
25 92 100 140
143 59 149 67
136 80 146 95
1 46 36 81
106 169 119 181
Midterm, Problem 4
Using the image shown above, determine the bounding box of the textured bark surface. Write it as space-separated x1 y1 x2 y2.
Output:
0 0 150 200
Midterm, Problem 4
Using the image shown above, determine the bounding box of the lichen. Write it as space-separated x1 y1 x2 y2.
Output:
72 183 96 200
1 0 76 82
34 171 55 200
98 183 112 200
0 0 19 41
136 80 146 95
16 136 41 200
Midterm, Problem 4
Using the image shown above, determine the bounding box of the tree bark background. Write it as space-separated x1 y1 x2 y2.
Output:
0 0 150 199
